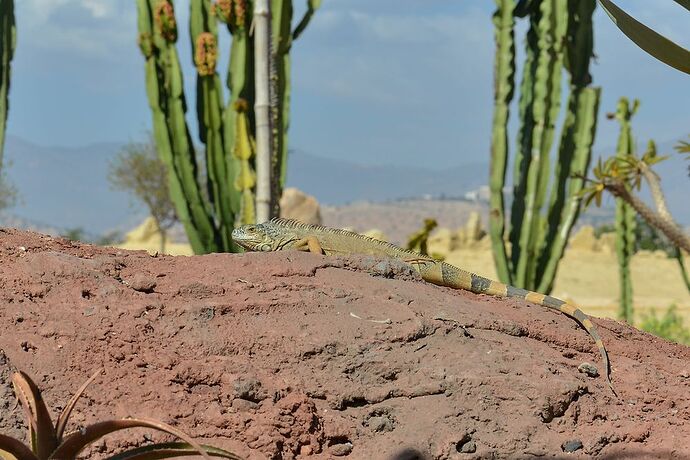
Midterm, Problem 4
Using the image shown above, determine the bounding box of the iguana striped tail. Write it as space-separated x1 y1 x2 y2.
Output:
425 262 613 394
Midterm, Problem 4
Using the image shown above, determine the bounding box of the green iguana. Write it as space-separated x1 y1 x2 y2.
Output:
232 218 614 393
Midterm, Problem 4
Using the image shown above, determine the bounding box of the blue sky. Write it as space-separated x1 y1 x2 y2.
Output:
7 0 690 169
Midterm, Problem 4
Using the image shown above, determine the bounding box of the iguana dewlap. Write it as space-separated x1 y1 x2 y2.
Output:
232 218 614 393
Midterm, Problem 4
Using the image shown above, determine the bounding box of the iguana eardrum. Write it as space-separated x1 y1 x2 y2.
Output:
232 218 613 393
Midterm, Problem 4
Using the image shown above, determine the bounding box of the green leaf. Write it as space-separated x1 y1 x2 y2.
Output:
104 442 243 460
55 369 103 441
50 418 214 460
673 0 690 12
598 0 690 74
0 435 40 460
11 372 59 458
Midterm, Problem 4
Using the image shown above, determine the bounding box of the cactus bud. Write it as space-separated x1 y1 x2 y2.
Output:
195 33 218 76
212 0 233 24
154 1 177 42
233 0 247 28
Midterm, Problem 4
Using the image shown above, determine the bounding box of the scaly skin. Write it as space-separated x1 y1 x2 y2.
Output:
232 218 614 394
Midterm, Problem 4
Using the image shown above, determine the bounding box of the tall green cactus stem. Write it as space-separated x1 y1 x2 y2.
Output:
270 0 321 217
191 0 236 250
0 0 15 175
536 0 599 293
233 99 256 225
511 0 568 288
137 0 220 254
217 0 254 224
614 97 638 322
489 0 516 285
489 0 599 292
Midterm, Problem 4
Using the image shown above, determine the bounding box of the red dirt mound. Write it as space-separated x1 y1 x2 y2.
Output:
0 227 689 459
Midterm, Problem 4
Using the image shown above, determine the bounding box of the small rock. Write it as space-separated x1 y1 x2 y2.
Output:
578 362 599 378
367 415 395 432
231 398 259 411
329 442 353 456
562 439 583 453
233 377 265 402
456 434 475 454
126 274 157 293
458 441 476 453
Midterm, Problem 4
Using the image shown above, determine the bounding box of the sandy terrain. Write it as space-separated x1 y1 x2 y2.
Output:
1 227 689 459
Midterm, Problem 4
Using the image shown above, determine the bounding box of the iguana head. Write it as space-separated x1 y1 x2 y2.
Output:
232 222 280 252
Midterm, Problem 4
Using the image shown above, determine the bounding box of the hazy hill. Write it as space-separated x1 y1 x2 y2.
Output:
0 135 687 235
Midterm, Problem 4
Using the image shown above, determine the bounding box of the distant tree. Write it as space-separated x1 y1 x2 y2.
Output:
61 227 87 242
96 230 123 246
108 137 177 253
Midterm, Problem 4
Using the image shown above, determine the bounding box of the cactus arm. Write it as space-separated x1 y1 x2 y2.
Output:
536 0 598 293
489 0 516 285
508 8 538 285
222 20 255 224
292 0 320 41
512 0 567 289
138 0 220 254
537 86 599 293
271 0 293 214
191 0 236 250
616 190 635 322
525 0 568 288
0 0 15 173
233 101 256 225
613 97 636 322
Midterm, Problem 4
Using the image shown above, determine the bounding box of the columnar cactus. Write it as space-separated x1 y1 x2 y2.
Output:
489 0 600 292
0 0 15 175
137 0 319 253
613 97 639 322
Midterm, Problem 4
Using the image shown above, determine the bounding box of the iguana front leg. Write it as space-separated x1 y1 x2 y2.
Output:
292 237 324 254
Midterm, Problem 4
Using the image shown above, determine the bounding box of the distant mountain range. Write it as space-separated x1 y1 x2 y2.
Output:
0 135 687 235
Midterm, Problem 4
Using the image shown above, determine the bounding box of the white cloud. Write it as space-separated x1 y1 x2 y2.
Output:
80 0 114 19
17 0 135 58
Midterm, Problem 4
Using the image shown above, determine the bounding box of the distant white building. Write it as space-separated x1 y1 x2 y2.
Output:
464 185 491 203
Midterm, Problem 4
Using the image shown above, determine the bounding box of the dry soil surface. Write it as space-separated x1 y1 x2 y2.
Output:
0 227 689 460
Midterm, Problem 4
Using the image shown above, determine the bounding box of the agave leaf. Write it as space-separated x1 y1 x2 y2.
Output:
103 442 243 460
49 418 213 460
10 372 58 459
673 0 690 12
598 0 690 74
55 368 103 441
0 434 40 460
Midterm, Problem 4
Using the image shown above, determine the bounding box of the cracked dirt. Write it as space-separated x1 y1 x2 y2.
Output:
0 227 689 459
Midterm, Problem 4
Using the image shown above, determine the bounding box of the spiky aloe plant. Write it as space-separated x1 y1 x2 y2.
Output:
0 369 242 460
136 0 320 254
489 0 600 293
0 0 15 176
